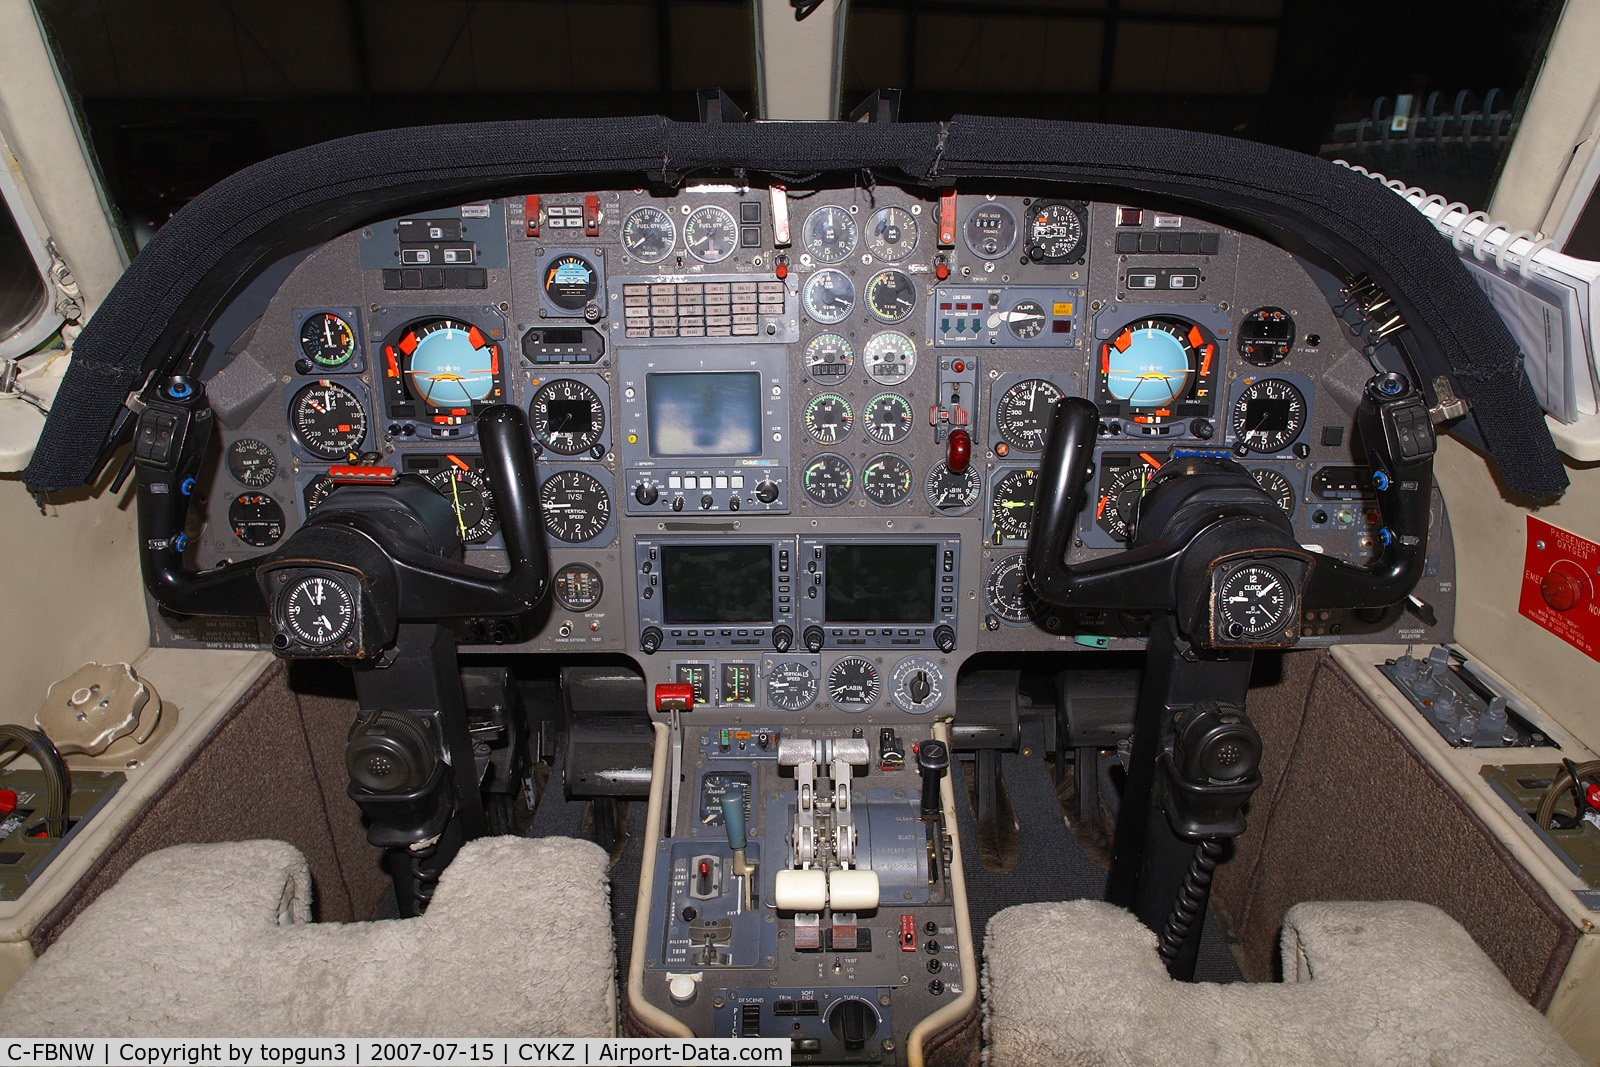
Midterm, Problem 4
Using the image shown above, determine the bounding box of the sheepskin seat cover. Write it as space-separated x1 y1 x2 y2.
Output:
982 898 1581 1066
0 836 615 1037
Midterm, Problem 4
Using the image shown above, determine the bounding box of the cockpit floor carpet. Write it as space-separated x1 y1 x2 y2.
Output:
957 751 1240 983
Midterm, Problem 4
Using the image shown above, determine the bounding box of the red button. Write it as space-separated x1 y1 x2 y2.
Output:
0 790 15 815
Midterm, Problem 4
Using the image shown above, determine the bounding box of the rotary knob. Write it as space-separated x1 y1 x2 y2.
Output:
1540 560 1589 612
755 481 780 504
634 482 659 506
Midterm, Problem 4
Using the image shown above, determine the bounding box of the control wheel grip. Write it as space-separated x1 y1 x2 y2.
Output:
1025 397 1101 601
476 405 547 591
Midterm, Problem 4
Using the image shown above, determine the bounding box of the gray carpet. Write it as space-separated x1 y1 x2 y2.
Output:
953 750 1240 982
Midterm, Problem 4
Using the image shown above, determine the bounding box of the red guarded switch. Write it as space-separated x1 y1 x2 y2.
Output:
947 428 971 473
0 790 15 815
900 914 917 951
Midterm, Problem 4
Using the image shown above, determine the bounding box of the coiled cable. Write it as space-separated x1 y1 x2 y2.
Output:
1157 837 1225 963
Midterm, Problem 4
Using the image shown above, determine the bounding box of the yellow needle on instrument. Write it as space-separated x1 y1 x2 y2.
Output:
449 473 468 540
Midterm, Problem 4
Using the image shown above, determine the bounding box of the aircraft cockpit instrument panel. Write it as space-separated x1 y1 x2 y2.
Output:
164 183 1457 718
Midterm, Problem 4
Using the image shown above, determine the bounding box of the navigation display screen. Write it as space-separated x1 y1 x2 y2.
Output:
647 371 762 456
824 544 937 623
661 544 773 624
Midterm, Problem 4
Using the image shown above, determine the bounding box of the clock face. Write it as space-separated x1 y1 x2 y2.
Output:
1216 563 1294 641
281 574 355 647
